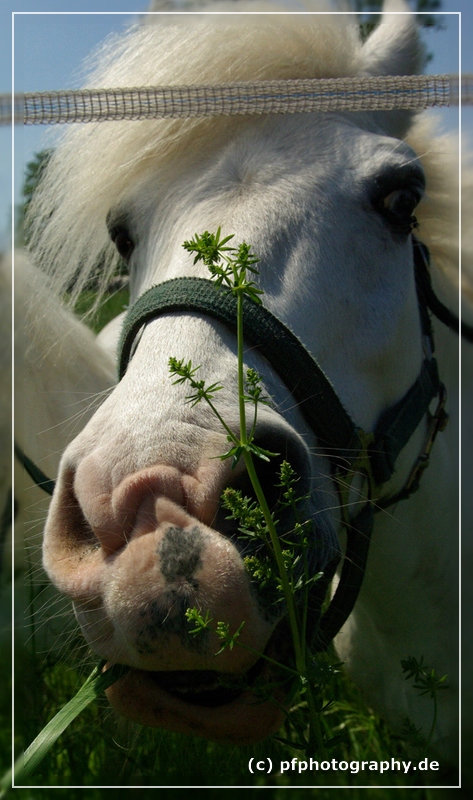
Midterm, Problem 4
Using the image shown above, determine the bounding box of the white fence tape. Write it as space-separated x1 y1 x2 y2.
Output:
2 74 471 126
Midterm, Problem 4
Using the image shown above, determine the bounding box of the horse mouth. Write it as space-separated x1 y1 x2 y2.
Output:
147 657 265 707
104 634 292 743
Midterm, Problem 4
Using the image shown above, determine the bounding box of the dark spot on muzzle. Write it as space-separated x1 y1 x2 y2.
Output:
157 525 204 586
133 527 208 655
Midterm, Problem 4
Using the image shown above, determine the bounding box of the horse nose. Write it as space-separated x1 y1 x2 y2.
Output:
43 455 242 579
46 414 312 566
74 461 224 557
42 417 314 671
43 457 275 670
43 413 315 584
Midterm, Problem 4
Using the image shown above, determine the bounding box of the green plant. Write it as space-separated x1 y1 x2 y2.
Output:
169 229 337 757
401 655 449 748
11 662 127 786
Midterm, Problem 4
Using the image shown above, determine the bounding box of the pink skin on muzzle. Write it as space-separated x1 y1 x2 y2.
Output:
43 459 288 741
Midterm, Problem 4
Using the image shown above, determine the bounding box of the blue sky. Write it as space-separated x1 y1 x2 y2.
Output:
1 0 471 251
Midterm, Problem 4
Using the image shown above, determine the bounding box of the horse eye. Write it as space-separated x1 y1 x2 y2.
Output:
382 189 420 219
376 187 422 235
111 227 134 261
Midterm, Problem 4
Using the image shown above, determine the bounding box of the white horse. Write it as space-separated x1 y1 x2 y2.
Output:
23 0 467 764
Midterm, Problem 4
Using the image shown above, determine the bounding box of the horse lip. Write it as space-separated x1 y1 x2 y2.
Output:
105 662 288 744
103 632 293 742
148 671 246 707
143 653 267 707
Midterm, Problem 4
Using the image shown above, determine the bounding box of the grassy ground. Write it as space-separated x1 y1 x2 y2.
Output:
11 567 453 791
13 640 440 790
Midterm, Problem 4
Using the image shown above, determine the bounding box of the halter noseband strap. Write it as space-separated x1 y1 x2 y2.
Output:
118 275 361 460
118 240 444 493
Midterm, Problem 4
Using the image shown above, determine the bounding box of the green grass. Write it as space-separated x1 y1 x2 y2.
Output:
12 633 453 790
11 563 448 790
12 558 452 790
72 287 129 333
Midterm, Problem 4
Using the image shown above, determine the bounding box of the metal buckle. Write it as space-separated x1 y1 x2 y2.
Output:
403 383 449 498
335 430 376 528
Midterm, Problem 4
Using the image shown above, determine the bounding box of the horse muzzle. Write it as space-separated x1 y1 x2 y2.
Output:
42 415 334 742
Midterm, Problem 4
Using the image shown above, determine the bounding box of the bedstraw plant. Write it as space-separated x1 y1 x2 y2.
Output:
401 656 449 750
169 228 332 757
169 229 449 761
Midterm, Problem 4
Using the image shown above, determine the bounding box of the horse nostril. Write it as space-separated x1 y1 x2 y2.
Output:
57 469 100 548
42 467 103 592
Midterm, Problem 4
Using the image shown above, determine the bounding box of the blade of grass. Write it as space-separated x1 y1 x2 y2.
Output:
14 661 128 784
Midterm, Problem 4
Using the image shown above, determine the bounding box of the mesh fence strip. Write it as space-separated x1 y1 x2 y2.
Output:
2 74 471 126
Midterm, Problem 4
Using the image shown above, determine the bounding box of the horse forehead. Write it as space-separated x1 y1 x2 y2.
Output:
208 113 417 169
106 117 423 287
113 115 414 210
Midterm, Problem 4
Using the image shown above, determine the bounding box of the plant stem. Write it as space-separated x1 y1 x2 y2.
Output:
236 288 248 449
426 693 438 750
234 285 303 667
177 232 330 756
233 283 326 757
242 453 303 664
246 448 327 754
204 396 238 446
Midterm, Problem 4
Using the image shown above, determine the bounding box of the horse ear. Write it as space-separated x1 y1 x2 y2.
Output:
361 0 427 138
362 0 425 78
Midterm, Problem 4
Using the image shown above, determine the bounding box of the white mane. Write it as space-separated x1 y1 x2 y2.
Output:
26 0 460 308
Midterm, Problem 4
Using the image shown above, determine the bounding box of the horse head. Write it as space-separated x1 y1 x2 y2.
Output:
27 1 458 749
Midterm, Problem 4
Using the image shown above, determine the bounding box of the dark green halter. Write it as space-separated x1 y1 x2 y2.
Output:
118 241 443 490
116 238 457 649
17 237 471 650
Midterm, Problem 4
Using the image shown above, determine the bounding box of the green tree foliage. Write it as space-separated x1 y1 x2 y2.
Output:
16 149 52 246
